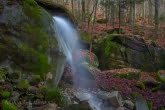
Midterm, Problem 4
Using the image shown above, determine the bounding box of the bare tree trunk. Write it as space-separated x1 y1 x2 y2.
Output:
154 0 160 37
119 0 121 33
90 0 99 52
71 0 74 14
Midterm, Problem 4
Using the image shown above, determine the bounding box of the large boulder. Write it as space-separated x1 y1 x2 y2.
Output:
0 0 63 79
93 34 165 71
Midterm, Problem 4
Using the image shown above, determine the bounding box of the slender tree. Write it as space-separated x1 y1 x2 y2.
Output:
154 0 160 37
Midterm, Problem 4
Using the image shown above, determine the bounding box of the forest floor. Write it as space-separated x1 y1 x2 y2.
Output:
79 21 165 47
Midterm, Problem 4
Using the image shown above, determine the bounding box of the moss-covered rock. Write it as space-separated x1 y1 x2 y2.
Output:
0 0 61 79
1 91 11 99
40 86 64 105
30 75 42 85
17 79 30 90
0 68 7 80
93 34 165 71
2 100 17 110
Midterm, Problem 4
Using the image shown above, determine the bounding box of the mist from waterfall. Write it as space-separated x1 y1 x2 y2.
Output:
53 16 102 110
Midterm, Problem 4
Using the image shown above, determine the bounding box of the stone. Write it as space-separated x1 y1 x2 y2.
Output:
10 91 20 102
124 100 134 110
46 72 53 81
97 91 123 107
93 34 165 71
34 103 57 110
28 86 38 94
27 101 32 110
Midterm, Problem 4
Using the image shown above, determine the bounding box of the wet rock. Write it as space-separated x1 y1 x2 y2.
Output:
74 50 99 67
124 100 134 110
97 91 123 107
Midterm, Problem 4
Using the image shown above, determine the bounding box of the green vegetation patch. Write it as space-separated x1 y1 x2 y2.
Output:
2 100 17 110
30 75 42 85
113 72 140 80
17 79 30 90
18 43 50 77
1 91 11 99
40 86 64 105
23 23 49 53
0 68 7 80
80 31 92 43
21 0 43 23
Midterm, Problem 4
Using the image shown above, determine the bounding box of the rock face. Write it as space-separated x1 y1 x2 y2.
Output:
0 0 63 78
93 34 165 71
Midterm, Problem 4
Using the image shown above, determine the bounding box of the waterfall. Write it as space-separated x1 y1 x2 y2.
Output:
53 16 102 110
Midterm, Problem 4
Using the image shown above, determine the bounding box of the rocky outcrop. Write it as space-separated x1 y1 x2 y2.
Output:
0 0 65 81
35 0 75 23
93 34 165 71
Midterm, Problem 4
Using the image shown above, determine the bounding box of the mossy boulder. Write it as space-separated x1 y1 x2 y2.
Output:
30 75 42 85
40 86 64 105
2 100 17 110
17 79 30 90
93 34 165 71
0 68 7 80
0 0 61 78
1 91 11 99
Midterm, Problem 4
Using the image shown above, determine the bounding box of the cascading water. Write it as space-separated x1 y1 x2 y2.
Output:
53 16 103 110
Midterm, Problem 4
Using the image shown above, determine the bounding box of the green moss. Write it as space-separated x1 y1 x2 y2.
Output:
113 72 140 80
158 107 165 110
2 100 17 110
1 91 11 99
0 68 7 80
137 81 146 90
147 101 153 110
80 31 91 43
21 0 43 23
156 71 165 83
23 23 49 53
93 35 120 69
30 75 42 85
17 79 30 90
40 86 64 105
18 43 50 77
